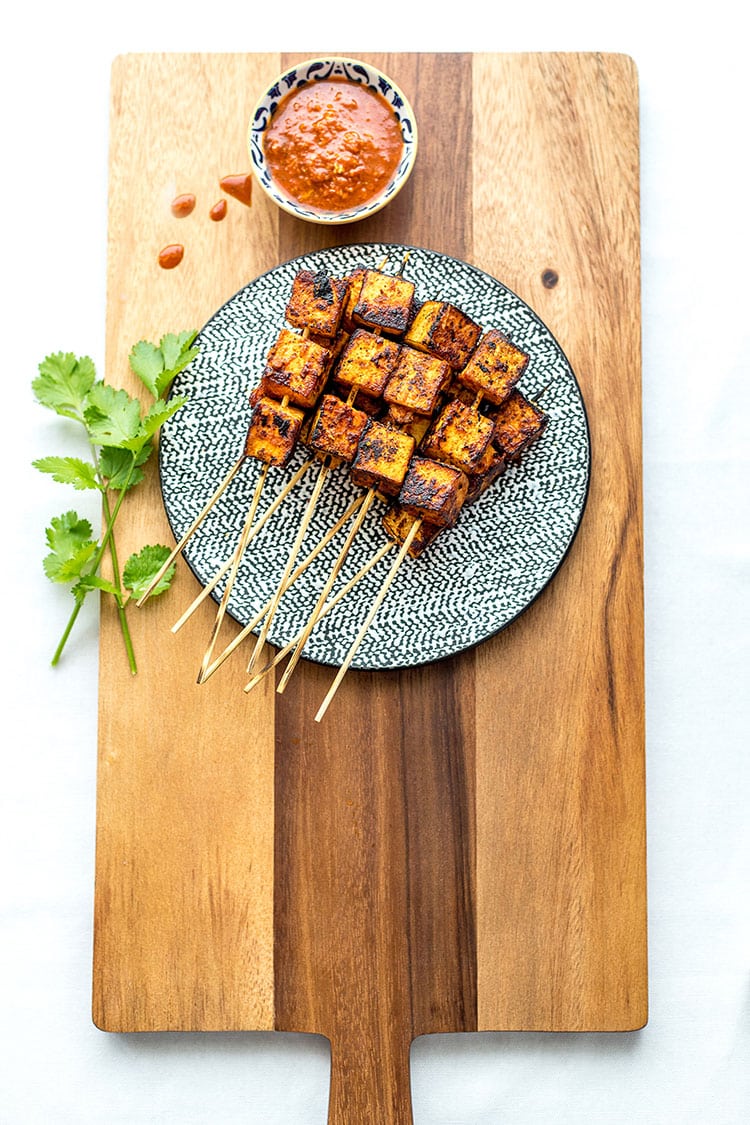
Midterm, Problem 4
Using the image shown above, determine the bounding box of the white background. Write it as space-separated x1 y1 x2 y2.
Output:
1 3 748 1122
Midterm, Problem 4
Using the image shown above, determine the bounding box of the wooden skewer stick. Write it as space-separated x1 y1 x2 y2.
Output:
245 457 333 676
244 540 395 695
171 457 315 634
197 461 270 681
314 518 422 723
198 494 365 684
276 487 378 694
135 451 246 607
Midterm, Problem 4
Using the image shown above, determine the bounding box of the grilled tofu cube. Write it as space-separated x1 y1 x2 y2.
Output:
458 328 529 405
353 269 416 336
307 394 370 463
382 506 445 558
421 398 495 472
263 328 331 409
404 300 482 370
244 395 305 466
350 420 415 495
341 267 367 333
466 444 507 503
492 390 548 459
398 456 469 528
335 329 401 399
285 269 349 339
383 346 451 417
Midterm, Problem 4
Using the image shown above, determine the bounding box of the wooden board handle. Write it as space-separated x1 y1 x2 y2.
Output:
327 1030 413 1125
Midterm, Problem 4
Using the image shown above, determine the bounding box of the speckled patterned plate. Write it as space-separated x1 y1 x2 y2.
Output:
158 243 591 671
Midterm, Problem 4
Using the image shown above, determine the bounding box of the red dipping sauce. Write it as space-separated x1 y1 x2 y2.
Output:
263 78 403 213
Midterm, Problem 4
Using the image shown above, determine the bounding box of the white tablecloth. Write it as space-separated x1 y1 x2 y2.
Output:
2 4 748 1122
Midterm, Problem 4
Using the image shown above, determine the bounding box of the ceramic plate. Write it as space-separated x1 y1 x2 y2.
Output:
158 243 591 670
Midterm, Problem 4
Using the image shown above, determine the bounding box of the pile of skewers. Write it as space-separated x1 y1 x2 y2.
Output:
139 253 549 720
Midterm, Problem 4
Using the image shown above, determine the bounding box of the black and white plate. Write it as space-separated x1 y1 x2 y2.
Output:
158 243 591 670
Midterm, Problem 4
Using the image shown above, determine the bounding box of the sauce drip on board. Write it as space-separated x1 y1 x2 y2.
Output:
219 173 253 206
209 199 228 221
158 244 184 269
171 193 196 217
263 79 403 212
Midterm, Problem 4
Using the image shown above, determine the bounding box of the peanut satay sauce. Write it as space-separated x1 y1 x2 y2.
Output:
263 79 403 212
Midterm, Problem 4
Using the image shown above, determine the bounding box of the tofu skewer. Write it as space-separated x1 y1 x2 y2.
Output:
198 492 367 683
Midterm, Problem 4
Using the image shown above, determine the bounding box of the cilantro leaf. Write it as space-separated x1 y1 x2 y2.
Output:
73 574 122 601
123 545 175 598
98 444 151 491
139 395 188 442
32 352 97 421
32 455 100 491
129 330 198 398
43 511 98 583
83 383 143 448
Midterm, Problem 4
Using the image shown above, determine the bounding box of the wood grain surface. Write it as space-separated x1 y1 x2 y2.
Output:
92 51 646 1123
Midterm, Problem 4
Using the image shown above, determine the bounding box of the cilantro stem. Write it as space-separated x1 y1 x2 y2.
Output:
101 489 137 675
51 595 85 666
50 454 139 671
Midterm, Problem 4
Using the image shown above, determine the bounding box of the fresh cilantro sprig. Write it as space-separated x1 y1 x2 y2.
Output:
33 332 198 672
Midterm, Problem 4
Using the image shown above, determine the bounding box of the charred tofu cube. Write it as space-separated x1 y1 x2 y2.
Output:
335 329 401 399
307 394 370 463
458 329 529 405
382 506 445 558
404 301 482 370
263 328 331 409
341 267 367 333
350 420 415 495
244 395 305 466
492 390 549 459
466 444 507 503
285 269 349 339
353 270 416 336
421 398 495 473
398 456 469 528
383 346 451 417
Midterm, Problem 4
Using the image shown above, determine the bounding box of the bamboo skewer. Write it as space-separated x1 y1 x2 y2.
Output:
197 461 270 681
243 539 395 695
315 518 422 722
245 457 333 676
135 451 246 607
198 494 366 684
171 457 315 634
276 487 378 694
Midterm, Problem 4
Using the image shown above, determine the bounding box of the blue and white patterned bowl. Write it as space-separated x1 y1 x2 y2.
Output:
248 57 418 225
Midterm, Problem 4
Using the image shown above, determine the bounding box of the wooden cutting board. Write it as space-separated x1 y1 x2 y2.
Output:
93 52 646 1123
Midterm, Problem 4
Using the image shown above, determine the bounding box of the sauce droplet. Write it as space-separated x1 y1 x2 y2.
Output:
209 198 228 221
219 173 253 207
171 193 196 218
541 268 559 289
159 244 184 269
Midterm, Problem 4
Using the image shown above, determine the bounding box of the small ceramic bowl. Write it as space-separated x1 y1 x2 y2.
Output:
248 57 418 225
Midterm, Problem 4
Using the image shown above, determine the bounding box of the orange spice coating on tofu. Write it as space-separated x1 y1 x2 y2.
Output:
263 327 332 408
350 419 415 495
398 456 469 527
335 329 402 398
491 390 548 460
381 506 446 558
244 395 306 466
353 269 416 336
307 394 370 463
458 328 529 405
285 269 349 339
383 346 451 418
421 397 495 473
404 300 482 370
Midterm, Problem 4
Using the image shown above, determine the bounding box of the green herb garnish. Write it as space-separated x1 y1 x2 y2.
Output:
33 332 198 672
